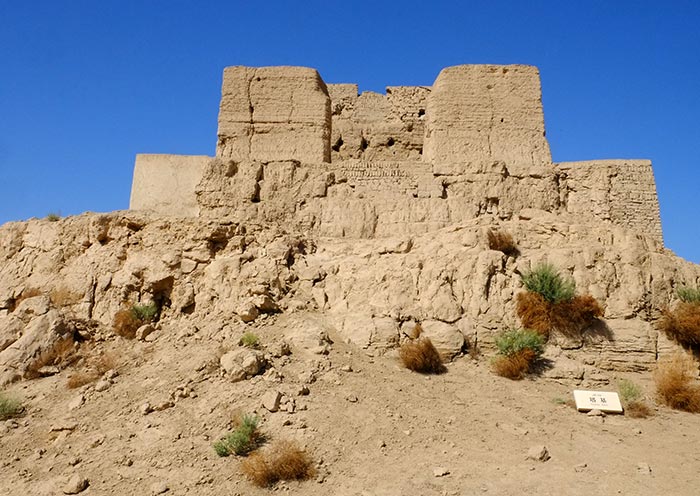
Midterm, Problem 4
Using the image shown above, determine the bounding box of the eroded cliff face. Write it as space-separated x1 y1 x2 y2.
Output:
0 211 697 385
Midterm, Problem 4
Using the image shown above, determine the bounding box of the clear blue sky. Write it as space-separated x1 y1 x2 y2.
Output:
1 1 698 263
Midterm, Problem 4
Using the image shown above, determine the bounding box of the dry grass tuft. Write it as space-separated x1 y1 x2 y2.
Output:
113 309 141 339
492 348 536 380
516 292 604 339
399 337 446 374
655 354 700 413
50 286 82 307
487 229 518 256
241 440 316 488
625 401 653 418
66 351 117 389
660 302 700 349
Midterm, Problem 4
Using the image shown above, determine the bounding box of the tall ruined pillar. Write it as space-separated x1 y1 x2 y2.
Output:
423 65 551 168
216 66 331 163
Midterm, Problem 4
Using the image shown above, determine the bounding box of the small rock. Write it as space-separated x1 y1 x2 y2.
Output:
37 365 60 377
262 391 282 412
236 301 260 323
50 420 78 432
150 481 169 494
270 341 291 358
136 324 156 341
346 395 358 403
526 445 550 462
62 474 89 494
68 395 85 411
297 385 310 396
104 369 119 380
587 409 605 417
574 463 587 472
636 462 652 475
340 365 353 372
433 467 450 477
67 456 81 467
94 380 111 392
140 402 153 415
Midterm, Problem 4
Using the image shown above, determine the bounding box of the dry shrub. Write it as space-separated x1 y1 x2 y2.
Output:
516 292 603 339
50 286 82 307
492 348 536 380
399 337 446 374
655 354 700 413
660 302 700 349
516 292 552 337
26 337 77 378
113 309 140 339
241 440 316 488
66 351 117 389
625 401 652 418
487 229 517 256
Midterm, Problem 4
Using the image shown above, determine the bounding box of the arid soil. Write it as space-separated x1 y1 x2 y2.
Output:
2 313 700 496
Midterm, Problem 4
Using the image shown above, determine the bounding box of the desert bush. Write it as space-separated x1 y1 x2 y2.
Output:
399 337 446 374
495 328 545 357
213 414 261 457
661 302 700 349
113 309 141 339
66 350 117 389
487 229 518 256
113 302 159 339
132 303 159 322
521 263 575 303
654 354 700 413
45 213 61 222
0 392 23 420
240 332 260 348
241 440 316 488
516 291 603 339
618 379 652 418
677 286 700 304
492 329 544 380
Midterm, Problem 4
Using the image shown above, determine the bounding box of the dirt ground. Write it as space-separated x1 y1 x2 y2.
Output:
2 315 700 496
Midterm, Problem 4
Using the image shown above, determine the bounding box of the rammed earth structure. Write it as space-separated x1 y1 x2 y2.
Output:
130 65 662 244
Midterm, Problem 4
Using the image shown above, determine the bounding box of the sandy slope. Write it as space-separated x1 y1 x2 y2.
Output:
2 313 700 496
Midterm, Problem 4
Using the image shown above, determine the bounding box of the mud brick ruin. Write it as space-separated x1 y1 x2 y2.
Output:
130 65 663 244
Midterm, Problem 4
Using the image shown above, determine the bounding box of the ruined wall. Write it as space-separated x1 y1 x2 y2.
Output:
216 66 331 163
327 84 429 162
556 160 663 245
130 64 665 246
424 65 551 169
130 154 211 216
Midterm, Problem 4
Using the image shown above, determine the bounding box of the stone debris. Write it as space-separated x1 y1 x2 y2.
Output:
636 462 652 475
433 467 450 477
261 391 282 412
150 481 169 494
526 445 551 462
62 474 89 494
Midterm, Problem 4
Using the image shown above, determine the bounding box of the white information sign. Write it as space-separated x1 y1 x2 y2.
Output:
573 390 623 413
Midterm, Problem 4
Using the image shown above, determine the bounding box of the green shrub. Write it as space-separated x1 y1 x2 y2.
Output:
0 392 23 420
213 414 261 457
240 332 260 348
618 379 642 403
521 263 575 303
677 286 700 304
46 213 61 222
131 303 158 322
494 328 545 358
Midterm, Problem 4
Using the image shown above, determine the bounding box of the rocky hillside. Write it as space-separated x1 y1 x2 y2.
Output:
1 210 700 494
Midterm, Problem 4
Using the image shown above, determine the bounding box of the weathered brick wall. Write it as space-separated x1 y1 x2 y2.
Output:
556 160 663 244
